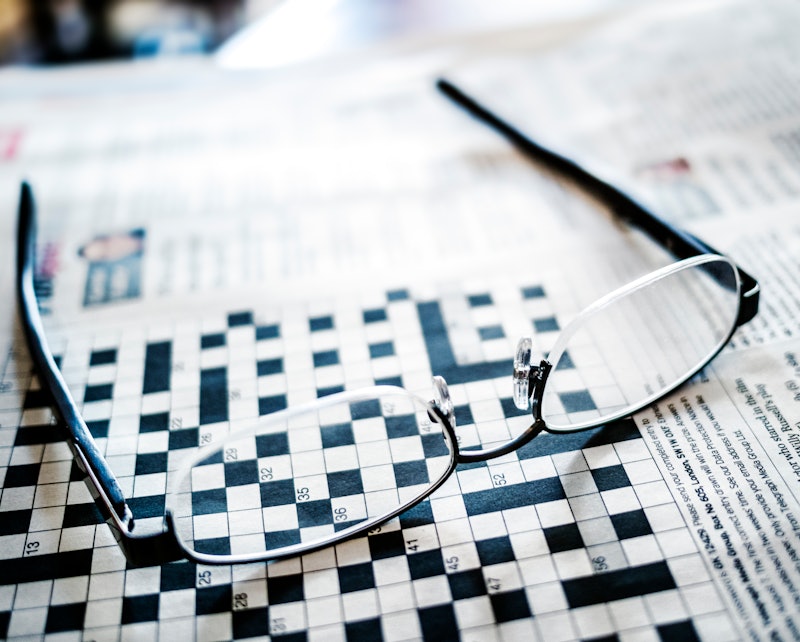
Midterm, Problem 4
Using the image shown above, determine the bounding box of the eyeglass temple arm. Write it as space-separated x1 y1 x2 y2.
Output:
17 183 186 566
16 182 133 525
436 79 759 327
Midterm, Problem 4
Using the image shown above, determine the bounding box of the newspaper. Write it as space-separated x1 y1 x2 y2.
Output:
450 0 800 638
0 0 798 639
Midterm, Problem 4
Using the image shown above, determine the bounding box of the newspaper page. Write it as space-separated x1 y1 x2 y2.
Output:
0 0 798 640
451 0 800 639
0 50 694 642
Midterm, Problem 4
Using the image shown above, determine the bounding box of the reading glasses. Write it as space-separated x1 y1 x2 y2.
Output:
16 80 760 566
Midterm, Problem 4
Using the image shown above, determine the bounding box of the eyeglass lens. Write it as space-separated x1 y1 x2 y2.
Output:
541 256 740 432
167 389 454 560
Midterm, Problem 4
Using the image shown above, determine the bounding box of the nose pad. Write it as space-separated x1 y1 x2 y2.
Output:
513 337 533 410
431 375 456 429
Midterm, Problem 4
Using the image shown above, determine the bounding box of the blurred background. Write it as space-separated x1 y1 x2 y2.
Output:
0 0 625 68
0 0 278 63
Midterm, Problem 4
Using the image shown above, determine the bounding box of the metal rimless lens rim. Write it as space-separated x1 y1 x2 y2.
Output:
164 384 459 565
511 253 742 430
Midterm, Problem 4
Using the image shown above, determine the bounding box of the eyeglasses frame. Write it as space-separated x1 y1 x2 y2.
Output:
15 79 760 566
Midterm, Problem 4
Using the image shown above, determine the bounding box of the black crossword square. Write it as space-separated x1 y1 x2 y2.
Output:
408 549 445 579
264 529 302 550
313 350 339 367
448 569 487 600
393 460 429 487
233 608 269 639
3 463 40 487
128 495 166 519
387 289 409 301
135 452 168 475
309 315 334 332
533 316 559 333
45 602 87 633
228 311 253 327
544 523 584 553
140 412 169 432
69 460 87 481
257 358 283 376
89 348 117 366
555 351 575 370
479 325 504 340
368 530 406 560
193 537 231 557
0 509 31 535
346 619 383 640
476 536 515 565
267 574 304 604
327 470 363 497
350 399 382 420
363 308 387 323
192 488 228 515
500 398 523 420
338 562 375 592
611 509 653 539
23 388 54 409
419 604 458 640
318 385 345 398
385 414 419 438
161 561 197 592
369 341 394 358
169 427 199 450
256 432 289 457
559 390 596 413
260 479 296 507
63 503 103 528
522 285 545 299
201 333 226 349
490 590 531 623
256 324 280 340
468 293 493 307
196 584 233 615
259 394 287 415
421 432 450 458
321 422 354 448
15 423 63 447
658 621 701 642
87 419 109 438
591 465 631 491
84 383 113 402
121 594 159 624
296 499 333 528
224 460 259 487
273 632 310 642
399 500 434 529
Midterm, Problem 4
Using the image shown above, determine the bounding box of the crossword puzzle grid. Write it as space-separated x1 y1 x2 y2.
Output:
0 278 739 641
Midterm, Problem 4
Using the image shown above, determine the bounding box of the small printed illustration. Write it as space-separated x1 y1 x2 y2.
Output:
32 241 60 315
634 156 692 181
633 156 720 219
79 229 145 306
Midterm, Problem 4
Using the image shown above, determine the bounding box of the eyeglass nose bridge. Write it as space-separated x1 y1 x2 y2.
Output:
513 337 534 410
431 375 455 428
430 362 550 465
